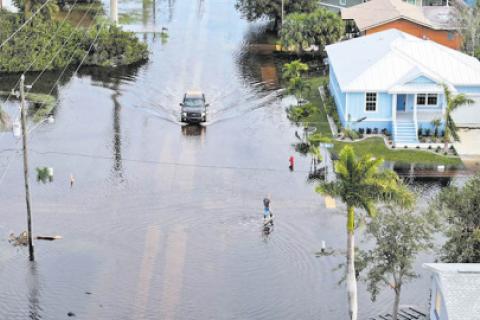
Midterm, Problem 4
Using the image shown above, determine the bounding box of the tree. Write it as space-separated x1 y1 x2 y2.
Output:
235 0 318 32
432 173 480 263
454 1 480 56
13 0 59 20
282 60 309 100
280 8 344 54
431 118 441 138
279 12 308 54
356 206 436 320
316 146 414 320
282 60 308 82
442 84 473 152
305 8 344 52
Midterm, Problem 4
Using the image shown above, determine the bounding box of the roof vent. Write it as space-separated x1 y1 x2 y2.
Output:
458 271 480 274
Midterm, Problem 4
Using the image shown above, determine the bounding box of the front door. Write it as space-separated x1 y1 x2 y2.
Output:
397 94 406 112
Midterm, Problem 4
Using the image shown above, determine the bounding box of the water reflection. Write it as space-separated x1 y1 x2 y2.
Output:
112 90 123 179
181 124 206 136
27 262 42 320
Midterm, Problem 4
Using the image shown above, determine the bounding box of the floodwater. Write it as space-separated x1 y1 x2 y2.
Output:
0 0 464 319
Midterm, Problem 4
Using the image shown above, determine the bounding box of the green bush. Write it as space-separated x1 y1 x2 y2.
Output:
287 103 315 122
0 12 148 73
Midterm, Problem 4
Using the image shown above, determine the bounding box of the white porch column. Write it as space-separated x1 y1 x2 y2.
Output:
413 93 419 139
392 94 397 138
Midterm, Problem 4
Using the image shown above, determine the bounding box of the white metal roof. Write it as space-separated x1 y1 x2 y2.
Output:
423 263 480 320
326 29 480 93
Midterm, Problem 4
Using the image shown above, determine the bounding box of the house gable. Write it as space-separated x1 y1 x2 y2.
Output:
406 75 438 85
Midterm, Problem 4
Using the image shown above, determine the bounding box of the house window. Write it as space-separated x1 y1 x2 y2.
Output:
340 0 346 5
365 92 377 111
427 94 438 105
434 292 442 318
417 94 426 105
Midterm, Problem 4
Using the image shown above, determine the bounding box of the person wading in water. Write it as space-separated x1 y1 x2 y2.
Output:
263 196 273 224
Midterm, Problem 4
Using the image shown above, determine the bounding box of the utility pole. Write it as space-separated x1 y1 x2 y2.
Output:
281 0 284 25
110 0 118 24
20 75 35 261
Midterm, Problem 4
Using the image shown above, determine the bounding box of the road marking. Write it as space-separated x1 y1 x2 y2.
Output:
133 225 162 319
325 196 336 209
160 226 187 320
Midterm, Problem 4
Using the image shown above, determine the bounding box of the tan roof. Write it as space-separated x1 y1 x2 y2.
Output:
341 0 457 31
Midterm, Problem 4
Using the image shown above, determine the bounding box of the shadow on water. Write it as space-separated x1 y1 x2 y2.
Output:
181 124 206 137
27 262 41 320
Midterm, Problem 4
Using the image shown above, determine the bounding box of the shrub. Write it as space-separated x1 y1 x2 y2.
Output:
342 128 359 140
366 128 372 134
0 13 148 73
425 129 431 137
358 128 365 134
373 128 378 134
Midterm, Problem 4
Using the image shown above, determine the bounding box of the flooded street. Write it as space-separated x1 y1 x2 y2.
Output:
0 0 447 319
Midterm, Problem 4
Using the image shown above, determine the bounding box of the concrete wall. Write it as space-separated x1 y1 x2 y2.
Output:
365 19 462 50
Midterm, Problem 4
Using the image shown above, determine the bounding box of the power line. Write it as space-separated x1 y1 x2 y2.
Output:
0 0 82 124
29 148 314 174
0 0 55 50
29 1 99 90
45 14 110 97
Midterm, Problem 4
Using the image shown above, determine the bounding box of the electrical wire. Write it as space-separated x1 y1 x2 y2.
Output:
0 0 56 50
45 15 109 97
28 2 99 91
29 148 315 173
0 0 83 112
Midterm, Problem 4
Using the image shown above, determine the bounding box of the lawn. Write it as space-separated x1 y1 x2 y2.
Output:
303 76 463 166
333 137 462 165
303 77 332 136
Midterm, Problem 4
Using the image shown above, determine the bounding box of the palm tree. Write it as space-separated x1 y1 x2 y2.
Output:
282 59 309 82
431 118 441 140
443 84 473 153
316 146 414 320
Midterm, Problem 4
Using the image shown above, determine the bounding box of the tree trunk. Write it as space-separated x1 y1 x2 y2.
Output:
346 206 358 320
392 285 402 320
25 0 31 18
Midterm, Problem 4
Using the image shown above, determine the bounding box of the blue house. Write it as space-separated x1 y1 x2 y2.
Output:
325 29 480 146
423 263 480 320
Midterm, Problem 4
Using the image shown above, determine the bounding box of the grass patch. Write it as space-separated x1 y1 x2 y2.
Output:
303 76 331 136
333 137 462 166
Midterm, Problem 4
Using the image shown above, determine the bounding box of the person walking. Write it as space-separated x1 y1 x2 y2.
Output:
263 197 271 219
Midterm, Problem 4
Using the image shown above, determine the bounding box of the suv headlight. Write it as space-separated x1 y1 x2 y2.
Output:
182 112 187 117
201 112 206 117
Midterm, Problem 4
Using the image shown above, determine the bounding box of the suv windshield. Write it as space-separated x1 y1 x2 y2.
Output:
184 98 203 108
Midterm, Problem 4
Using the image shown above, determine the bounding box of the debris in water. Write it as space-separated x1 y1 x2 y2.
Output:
8 231 28 246
8 232 62 246
67 311 76 317
36 235 62 241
